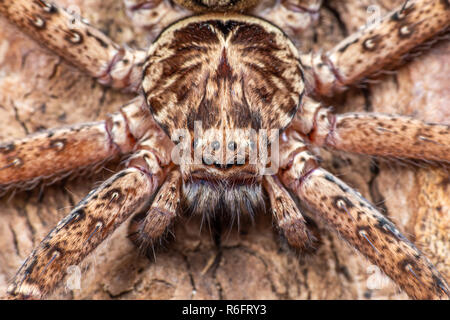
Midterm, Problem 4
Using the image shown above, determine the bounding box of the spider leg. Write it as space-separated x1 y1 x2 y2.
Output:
252 0 321 43
0 0 146 91
0 96 166 195
128 169 181 253
263 175 317 252
278 129 450 299
7 139 169 299
292 97 450 163
302 0 450 96
124 0 190 39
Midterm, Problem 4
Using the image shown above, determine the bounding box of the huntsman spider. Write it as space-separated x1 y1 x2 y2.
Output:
0 0 449 300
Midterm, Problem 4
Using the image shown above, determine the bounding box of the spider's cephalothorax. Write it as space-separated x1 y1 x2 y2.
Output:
143 14 304 218
173 0 260 12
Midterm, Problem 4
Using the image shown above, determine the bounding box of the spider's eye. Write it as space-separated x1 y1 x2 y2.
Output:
202 156 213 166
211 141 220 150
214 162 235 169
228 141 237 151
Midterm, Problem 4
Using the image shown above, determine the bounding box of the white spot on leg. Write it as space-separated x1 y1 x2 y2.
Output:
336 198 355 221
32 16 46 29
399 25 412 36
336 199 346 209
12 158 23 167
41 2 55 13
363 38 377 50
359 229 380 254
85 221 104 243
66 30 83 44
52 141 65 151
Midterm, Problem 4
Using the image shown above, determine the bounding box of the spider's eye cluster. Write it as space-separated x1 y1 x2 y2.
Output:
173 0 260 12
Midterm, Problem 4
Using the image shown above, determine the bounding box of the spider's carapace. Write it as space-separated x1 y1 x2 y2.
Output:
142 14 304 216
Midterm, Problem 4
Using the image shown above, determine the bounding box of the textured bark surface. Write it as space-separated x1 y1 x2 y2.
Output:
0 0 448 300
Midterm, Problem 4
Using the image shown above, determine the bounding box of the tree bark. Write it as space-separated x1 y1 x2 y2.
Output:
0 0 448 300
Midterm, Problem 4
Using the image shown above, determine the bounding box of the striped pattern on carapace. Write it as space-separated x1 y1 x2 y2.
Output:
142 14 305 136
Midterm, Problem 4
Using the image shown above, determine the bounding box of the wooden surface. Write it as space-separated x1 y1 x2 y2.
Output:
0 0 448 299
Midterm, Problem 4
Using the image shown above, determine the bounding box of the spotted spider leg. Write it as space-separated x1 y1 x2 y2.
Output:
6 137 170 299
0 0 146 91
278 128 450 300
292 97 450 163
263 174 317 252
128 169 181 253
302 0 450 96
0 96 162 196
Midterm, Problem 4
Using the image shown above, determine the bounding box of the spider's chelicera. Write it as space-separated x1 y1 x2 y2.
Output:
0 0 449 299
